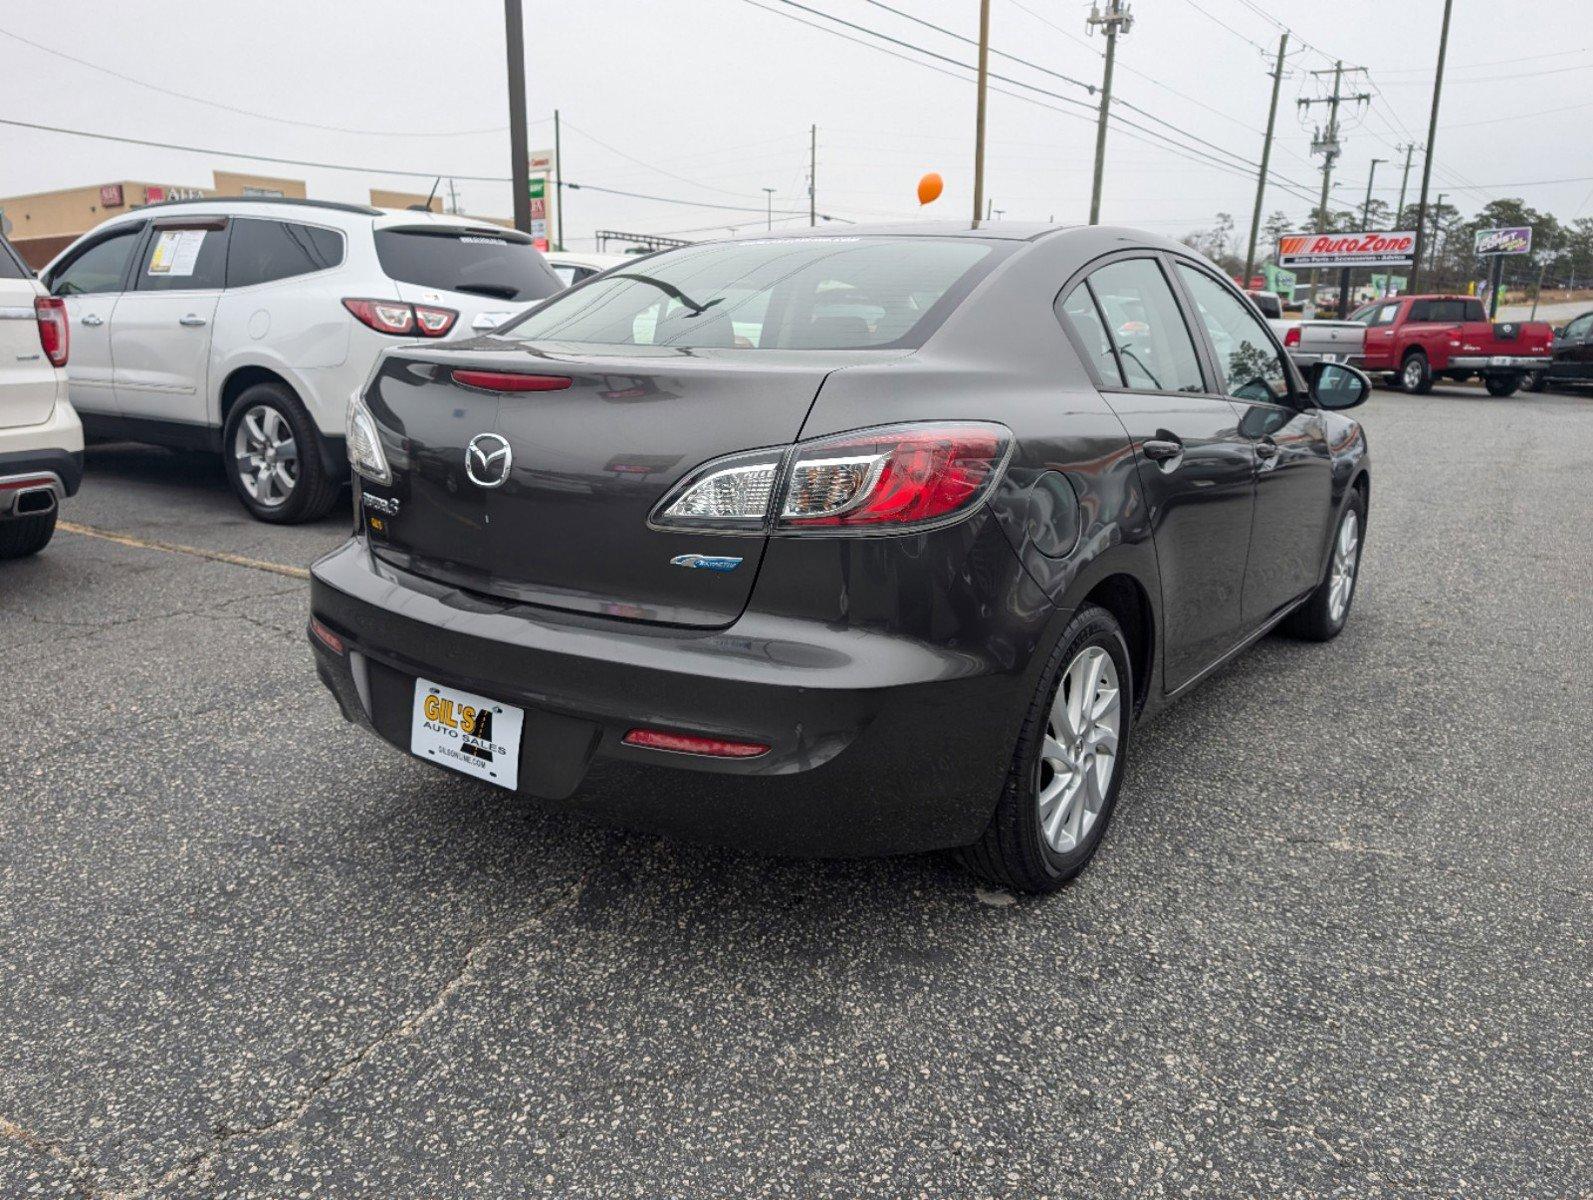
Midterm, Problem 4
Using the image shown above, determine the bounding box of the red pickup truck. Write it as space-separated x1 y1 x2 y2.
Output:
1351 294 1554 397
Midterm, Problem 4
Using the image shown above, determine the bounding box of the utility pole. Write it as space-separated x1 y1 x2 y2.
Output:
445 179 461 215
1242 31 1288 293
973 0 991 226
504 0 530 234
1395 142 1418 225
1339 156 1387 312
1428 191 1448 282
1409 0 1454 293
762 187 775 231
1087 0 1133 225
1298 61 1371 316
553 108 564 250
809 124 817 227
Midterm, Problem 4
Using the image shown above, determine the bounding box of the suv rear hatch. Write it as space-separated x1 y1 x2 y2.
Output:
358 342 892 627
373 223 563 337
0 251 57 430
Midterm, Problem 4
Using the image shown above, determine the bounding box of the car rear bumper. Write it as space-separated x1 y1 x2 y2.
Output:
1289 351 1365 368
1448 355 1552 371
308 536 1049 856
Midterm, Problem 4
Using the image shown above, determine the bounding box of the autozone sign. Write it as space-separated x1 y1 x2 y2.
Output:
1277 230 1417 269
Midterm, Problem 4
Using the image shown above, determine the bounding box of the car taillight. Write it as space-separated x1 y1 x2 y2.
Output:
343 298 457 338
650 421 1012 535
34 297 68 367
1284 326 1301 348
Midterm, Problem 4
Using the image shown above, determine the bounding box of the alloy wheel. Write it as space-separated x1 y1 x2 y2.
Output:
1402 357 1423 390
233 404 299 508
1036 646 1122 854
1329 509 1360 622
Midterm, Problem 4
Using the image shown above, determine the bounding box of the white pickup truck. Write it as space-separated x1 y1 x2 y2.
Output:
1281 318 1366 366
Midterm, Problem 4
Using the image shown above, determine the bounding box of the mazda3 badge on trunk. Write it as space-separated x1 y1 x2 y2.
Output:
309 223 1371 894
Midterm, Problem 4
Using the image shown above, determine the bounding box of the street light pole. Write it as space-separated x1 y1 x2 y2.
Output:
504 0 531 235
762 187 775 231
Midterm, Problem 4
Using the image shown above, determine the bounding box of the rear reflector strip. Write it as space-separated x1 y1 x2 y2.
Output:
622 728 770 759
308 618 345 655
0 475 56 492
451 369 573 392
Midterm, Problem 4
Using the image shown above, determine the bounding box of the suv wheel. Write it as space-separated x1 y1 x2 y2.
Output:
223 381 340 524
961 605 1133 895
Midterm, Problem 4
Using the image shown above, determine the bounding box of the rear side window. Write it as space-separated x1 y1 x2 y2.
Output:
1058 283 1123 385
1084 259 1205 393
137 223 229 291
0 235 27 279
227 219 343 288
50 227 143 295
498 237 1006 350
374 228 560 302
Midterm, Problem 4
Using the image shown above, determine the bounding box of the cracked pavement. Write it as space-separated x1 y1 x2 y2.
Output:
1 393 1589 1198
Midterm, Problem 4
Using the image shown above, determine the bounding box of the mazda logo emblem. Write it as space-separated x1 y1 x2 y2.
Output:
465 433 512 489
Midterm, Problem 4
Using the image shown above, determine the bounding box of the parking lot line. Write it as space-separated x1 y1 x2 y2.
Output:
57 520 311 581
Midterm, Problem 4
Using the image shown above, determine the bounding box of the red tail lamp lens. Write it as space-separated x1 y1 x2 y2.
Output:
1284 326 1302 348
622 728 770 759
343 298 416 335
412 304 458 337
780 423 1009 528
451 370 573 392
34 297 69 367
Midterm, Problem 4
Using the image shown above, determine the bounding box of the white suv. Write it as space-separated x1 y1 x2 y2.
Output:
41 198 562 523
0 231 81 558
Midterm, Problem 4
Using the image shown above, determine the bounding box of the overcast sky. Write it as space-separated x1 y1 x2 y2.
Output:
2 1 1590 248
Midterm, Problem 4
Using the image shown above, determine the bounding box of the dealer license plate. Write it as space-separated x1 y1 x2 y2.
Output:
410 678 524 790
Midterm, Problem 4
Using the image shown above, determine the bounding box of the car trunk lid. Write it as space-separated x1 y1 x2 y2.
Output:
360 340 892 627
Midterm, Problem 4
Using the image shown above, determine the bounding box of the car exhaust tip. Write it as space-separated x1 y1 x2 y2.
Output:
14 488 57 516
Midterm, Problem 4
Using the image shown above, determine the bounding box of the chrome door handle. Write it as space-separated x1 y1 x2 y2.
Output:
1254 440 1280 461
179 314 208 327
1141 438 1183 462
81 313 104 327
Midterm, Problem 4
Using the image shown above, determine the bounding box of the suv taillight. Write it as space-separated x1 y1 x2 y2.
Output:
34 297 68 367
342 298 457 338
650 422 1012 535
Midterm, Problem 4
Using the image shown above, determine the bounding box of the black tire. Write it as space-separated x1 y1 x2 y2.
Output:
1397 350 1433 394
0 509 57 559
221 381 340 525
960 604 1134 895
1484 373 1521 398
1282 488 1366 642
1526 370 1547 393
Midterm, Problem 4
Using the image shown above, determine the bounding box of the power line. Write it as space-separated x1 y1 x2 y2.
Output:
0 116 861 220
0 25 517 139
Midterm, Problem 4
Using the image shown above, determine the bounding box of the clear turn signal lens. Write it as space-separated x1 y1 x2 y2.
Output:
346 391 391 486
652 454 782 530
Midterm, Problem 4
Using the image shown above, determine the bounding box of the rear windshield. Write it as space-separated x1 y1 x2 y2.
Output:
374 227 561 303
495 236 1007 350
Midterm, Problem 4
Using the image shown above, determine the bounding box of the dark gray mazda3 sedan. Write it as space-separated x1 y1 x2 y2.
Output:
309 223 1371 893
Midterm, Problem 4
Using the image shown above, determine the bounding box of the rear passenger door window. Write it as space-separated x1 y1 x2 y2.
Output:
1081 259 1205 393
135 222 229 291
226 219 343 288
1175 264 1293 404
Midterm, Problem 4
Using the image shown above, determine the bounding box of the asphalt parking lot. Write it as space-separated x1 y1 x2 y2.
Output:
2 384 1588 1198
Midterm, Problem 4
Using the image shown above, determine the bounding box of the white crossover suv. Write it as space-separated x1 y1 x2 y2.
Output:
41 199 562 523
0 232 81 558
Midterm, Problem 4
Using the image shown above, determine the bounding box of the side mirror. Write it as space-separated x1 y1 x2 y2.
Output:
1307 360 1371 411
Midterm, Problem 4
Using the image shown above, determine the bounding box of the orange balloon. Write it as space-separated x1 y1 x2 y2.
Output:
917 172 944 206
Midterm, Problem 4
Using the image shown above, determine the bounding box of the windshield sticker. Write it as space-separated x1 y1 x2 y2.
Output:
147 229 207 276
